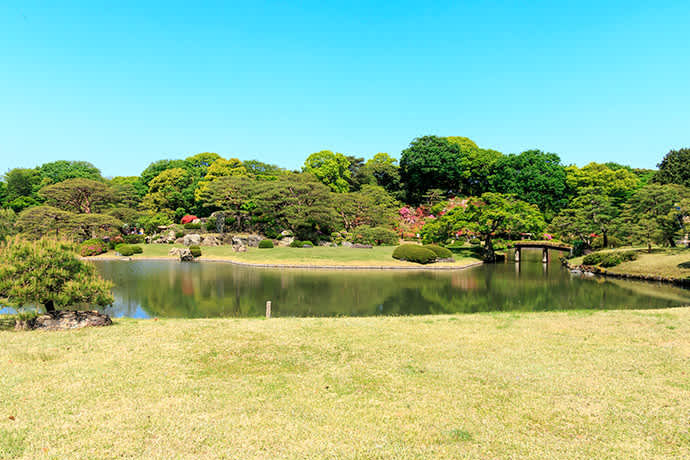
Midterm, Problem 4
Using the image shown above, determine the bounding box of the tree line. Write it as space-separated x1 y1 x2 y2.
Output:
1 139 689 258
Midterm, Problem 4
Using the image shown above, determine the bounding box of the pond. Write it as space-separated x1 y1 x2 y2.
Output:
85 248 690 318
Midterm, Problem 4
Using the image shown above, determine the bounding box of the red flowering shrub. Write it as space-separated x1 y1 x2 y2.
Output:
79 238 108 257
180 215 198 224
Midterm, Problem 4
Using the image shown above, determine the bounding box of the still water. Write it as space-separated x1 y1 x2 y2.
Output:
91 249 690 318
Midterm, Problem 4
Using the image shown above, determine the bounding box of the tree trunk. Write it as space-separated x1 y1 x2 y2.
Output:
647 240 652 253
602 232 608 248
483 236 496 262
669 237 676 247
43 300 56 315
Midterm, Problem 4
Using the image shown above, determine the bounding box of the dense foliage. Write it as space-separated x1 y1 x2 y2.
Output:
0 237 114 313
392 244 438 264
1 140 688 258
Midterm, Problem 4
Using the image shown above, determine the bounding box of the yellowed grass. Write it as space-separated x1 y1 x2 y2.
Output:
1 310 690 459
571 248 690 280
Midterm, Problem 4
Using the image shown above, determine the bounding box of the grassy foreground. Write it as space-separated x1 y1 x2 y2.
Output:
2 310 690 459
93 244 481 269
570 248 690 280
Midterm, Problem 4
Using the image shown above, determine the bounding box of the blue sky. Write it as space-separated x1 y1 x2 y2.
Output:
1 1 688 177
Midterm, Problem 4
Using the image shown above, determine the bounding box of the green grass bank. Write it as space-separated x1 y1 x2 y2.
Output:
569 247 690 283
92 244 482 269
2 310 690 459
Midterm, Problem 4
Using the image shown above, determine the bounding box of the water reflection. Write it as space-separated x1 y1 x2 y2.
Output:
91 248 690 318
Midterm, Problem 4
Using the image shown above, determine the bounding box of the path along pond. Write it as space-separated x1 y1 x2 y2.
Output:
88 248 690 318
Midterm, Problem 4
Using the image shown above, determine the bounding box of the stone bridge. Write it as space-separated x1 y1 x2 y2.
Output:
513 241 573 263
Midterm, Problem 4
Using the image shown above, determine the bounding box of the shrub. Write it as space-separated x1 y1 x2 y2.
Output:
572 240 586 257
469 238 481 245
258 239 274 249
620 251 638 262
115 244 143 257
189 245 202 257
180 215 198 224
79 238 108 257
123 234 143 244
600 254 623 268
175 231 185 239
289 240 313 248
423 244 453 259
108 235 124 250
184 223 202 230
392 244 437 264
351 226 399 246
582 253 604 265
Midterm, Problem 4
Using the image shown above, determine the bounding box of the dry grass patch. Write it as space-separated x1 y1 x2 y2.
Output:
1 310 690 459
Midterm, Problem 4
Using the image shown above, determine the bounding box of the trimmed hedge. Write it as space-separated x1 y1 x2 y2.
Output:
184 223 202 230
189 245 202 257
392 244 437 264
115 244 143 257
258 239 274 249
79 238 108 257
289 240 313 248
469 238 481 245
583 250 637 268
423 244 453 259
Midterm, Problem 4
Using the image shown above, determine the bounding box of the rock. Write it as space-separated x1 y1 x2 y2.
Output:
233 244 247 252
179 248 195 261
352 243 373 249
280 230 293 237
16 310 112 331
169 247 182 256
277 237 294 247
211 211 226 233
341 241 354 248
174 237 185 244
318 241 336 247
437 257 455 262
200 235 221 247
183 234 202 246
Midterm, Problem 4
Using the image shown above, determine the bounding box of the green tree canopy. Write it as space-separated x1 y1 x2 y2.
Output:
303 150 352 193
140 159 193 188
333 185 399 231
362 153 401 197
620 184 688 248
550 187 619 248
421 193 545 260
39 178 115 214
142 168 195 215
488 150 567 218
654 148 690 188
0 237 113 314
253 173 337 241
565 162 641 204
198 175 257 230
3 168 42 209
37 160 103 184
400 136 462 204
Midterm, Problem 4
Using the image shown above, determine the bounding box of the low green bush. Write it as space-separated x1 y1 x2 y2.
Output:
123 234 143 244
582 253 604 265
351 226 399 246
175 231 185 239
600 254 622 268
289 240 313 248
79 238 108 257
184 223 202 230
258 239 274 249
469 238 481 245
189 245 202 257
115 244 143 257
423 244 453 259
392 244 437 264
621 251 638 262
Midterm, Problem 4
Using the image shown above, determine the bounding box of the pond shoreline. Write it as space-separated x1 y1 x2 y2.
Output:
564 260 690 287
85 255 485 271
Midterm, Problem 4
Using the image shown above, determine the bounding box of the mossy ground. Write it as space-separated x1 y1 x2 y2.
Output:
1 310 690 459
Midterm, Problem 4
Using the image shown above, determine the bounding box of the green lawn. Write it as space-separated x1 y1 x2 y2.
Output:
571 247 690 280
93 244 481 268
2 310 690 459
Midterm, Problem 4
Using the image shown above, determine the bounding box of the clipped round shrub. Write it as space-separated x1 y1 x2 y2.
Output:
183 222 202 230
79 238 108 257
115 244 143 257
423 244 453 259
175 230 185 239
620 251 638 262
108 235 125 250
258 239 274 249
392 244 437 264
289 240 313 248
469 238 481 245
189 245 202 258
